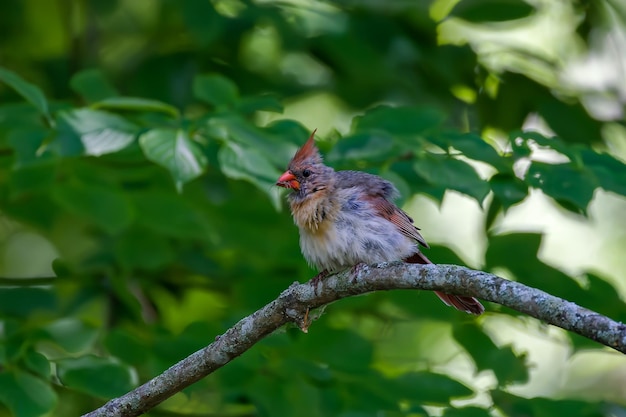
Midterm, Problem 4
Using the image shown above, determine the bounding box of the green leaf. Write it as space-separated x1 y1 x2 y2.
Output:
492 390 603 417
526 162 596 213
70 69 119 103
513 131 579 160
57 108 138 156
326 132 397 166
236 95 284 114
391 161 447 202
104 328 148 366
583 273 626 322
93 96 180 118
131 191 213 239
23 350 51 379
139 128 208 189
181 0 221 45
39 318 99 354
438 132 511 172
0 371 57 417
581 149 626 196
218 142 283 210
56 355 135 398
452 323 528 385
448 0 535 22
9 163 57 197
0 288 56 317
52 182 134 234
8 128 53 168
193 73 239 107
538 99 604 145
207 113 299 166
7 128 57 196
443 406 492 417
296 329 373 373
114 226 174 270
354 105 444 137
414 153 490 203
389 371 474 405
0 67 50 121
489 173 528 210
486 233 589 305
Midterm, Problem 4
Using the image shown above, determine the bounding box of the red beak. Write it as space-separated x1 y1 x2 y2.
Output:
276 170 300 190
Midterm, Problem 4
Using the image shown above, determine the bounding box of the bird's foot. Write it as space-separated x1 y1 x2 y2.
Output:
350 262 367 283
311 270 329 295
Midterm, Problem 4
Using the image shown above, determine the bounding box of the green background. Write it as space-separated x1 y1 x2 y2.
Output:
1 0 626 416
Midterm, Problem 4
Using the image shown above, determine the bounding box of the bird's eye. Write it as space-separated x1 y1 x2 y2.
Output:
302 169 311 178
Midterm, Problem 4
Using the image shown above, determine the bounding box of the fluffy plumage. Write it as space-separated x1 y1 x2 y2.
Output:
276 131 484 315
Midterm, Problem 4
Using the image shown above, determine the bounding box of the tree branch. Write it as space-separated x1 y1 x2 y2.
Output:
83 262 626 417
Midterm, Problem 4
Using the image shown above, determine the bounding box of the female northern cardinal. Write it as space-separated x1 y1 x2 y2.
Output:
276 130 484 315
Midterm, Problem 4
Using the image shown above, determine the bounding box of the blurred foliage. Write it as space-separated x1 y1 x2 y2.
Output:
0 0 625 416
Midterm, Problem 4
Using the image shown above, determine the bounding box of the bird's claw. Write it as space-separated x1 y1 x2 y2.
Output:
311 270 328 295
350 262 367 283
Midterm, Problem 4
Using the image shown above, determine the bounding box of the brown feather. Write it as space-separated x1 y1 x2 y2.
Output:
366 196 429 248
405 252 485 315
290 129 321 166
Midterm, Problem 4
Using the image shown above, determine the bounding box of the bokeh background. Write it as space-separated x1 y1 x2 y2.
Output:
1 0 626 416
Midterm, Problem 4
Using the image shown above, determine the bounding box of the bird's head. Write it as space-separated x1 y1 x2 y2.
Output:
276 129 334 202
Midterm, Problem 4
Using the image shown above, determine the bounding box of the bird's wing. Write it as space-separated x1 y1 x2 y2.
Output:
366 195 429 248
335 171 428 247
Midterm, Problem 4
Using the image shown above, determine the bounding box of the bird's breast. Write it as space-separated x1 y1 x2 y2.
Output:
297 201 417 272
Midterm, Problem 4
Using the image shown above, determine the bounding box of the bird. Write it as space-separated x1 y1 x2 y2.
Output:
275 130 484 315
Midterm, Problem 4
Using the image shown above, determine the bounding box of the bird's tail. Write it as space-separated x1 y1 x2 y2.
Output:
405 252 485 315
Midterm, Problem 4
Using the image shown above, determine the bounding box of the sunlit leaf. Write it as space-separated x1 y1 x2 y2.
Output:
57 108 138 156
139 128 208 189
